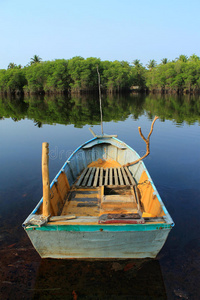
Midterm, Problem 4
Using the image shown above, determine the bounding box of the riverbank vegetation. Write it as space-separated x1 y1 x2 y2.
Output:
0 55 200 95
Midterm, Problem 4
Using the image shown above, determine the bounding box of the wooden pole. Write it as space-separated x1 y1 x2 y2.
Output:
42 142 50 217
97 65 104 135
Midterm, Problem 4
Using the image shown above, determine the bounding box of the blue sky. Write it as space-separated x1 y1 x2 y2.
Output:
0 0 200 69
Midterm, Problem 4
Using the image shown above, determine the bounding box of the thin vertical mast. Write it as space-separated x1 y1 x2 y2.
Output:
97 65 103 135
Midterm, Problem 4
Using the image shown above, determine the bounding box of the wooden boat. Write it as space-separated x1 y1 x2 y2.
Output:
23 121 174 259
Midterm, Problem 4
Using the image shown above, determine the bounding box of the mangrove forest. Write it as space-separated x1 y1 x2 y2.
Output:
0 54 200 95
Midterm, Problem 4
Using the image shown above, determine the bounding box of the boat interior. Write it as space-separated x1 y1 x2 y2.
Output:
35 156 167 226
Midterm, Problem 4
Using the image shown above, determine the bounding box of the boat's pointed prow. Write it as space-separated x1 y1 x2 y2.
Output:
89 127 118 138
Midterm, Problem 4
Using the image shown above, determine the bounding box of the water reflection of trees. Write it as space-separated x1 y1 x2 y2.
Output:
0 94 199 127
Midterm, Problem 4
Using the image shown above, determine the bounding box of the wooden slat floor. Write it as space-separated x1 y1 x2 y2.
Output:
61 167 140 223
76 167 136 187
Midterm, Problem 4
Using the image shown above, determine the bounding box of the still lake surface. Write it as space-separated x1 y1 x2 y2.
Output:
0 94 200 299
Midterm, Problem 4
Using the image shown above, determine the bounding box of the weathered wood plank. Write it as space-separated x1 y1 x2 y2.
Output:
70 197 99 202
109 168 113 185
76 168 88 186
50 184 62 216
49 215 76 221
54 181 64 205
82 168 92 186
99 213 145 224
87 167 96 186
134 185 142 213
113 167 119 186
61 171 70 190
93 167 100 187
57 174 68 200
131 186 137 203
99 167 103 186
104 168 108 185
117 167 124 185
77 203 98 207
74 190 98 194
121 167 130 185
103 195 134 203
124 166 136 186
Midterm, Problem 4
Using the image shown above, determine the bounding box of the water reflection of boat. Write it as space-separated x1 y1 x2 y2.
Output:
23 118 174 259
33 258 167 299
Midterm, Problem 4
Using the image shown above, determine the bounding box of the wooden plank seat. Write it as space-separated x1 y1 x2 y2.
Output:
76 167 136 187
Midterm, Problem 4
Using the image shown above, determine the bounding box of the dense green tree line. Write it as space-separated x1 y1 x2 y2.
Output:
0 55 200 95
146 55 200 94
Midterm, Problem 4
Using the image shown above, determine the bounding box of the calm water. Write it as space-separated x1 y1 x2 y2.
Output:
0 94 200 299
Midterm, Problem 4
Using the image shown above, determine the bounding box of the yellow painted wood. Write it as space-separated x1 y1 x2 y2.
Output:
138 171 165 217
88 158 121 169
61 187 101 217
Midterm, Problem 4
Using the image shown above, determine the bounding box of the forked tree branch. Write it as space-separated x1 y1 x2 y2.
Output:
123 116 159 167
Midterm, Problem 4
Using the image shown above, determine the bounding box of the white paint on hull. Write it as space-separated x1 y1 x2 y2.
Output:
27 228 171 259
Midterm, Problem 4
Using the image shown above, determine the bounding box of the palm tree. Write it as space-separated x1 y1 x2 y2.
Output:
177 55 188 63
161 58 168 65
147 59 157 70
7 62 17 69
132 59 142 68
189 54 200 62
30 55 42 65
